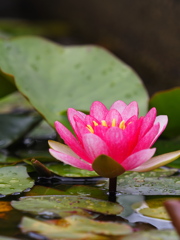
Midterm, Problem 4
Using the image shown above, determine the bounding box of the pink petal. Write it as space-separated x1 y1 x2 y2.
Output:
151 115 168 145
139 108 157 138
82 133 109 161
105 109 122 126
133 123 160 152
94 125 107 141
120 148 156 170
105 127 128 162
67 108 86 132
123 118 143 155
48 140 80 158
110 100 127 114
90 101 108 121
121 101 139 121
49 149 93 170
54 121 92 163
133 150 180 172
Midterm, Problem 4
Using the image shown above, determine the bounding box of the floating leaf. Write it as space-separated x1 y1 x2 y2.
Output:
20 217 109 240
137 196 180 220
0 166 34 195
115 169 180 195
65 185 108 200
139 207 170 220
0 36 148 128
121 229 178 240
54 215 132 236
0 112 42 149
47 163 98 177
11 195 123 215
25 185 65 196
149 87 180 138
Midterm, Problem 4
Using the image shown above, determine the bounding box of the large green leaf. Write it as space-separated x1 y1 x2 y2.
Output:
0 166 34 195
0 112 42 149
149 87 180 138
0 36 148 128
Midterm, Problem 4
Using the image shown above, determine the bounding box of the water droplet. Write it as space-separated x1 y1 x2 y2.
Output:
10 179 19 183
0 184 6 187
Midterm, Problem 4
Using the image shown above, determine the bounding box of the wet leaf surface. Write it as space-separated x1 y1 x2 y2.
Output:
11 195 123 216
115 169 180 195
0 166 34 195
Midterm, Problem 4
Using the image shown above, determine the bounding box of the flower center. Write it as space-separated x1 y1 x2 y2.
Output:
86 119 126 133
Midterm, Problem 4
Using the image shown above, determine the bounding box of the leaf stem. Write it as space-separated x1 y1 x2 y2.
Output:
108 177 117 202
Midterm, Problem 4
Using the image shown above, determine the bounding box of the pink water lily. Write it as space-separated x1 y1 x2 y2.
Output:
49 100 180 178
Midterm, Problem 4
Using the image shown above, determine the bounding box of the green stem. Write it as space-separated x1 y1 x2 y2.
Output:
108 177 117 202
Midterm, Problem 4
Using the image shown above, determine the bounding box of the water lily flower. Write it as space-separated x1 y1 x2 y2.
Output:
49 100 180 178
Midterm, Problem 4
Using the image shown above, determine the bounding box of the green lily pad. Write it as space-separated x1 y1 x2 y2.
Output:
0 36 148 128
149 87 180 138
55 215 132 236
47 163 98 177
0 166 34 195
0 112 42 149
137 196 180 220
115 169 180 195
20 216 110 240
25 185 66 196
11 195 123 215
65 185 108 200
121 229 178 240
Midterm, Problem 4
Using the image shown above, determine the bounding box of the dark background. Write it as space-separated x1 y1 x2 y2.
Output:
0 0 180 96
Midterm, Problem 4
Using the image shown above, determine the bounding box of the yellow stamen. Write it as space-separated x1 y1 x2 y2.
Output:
119 120 126 130
93 121 98 126
86 125 94 133
101 120 108 127
111 118 116 127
